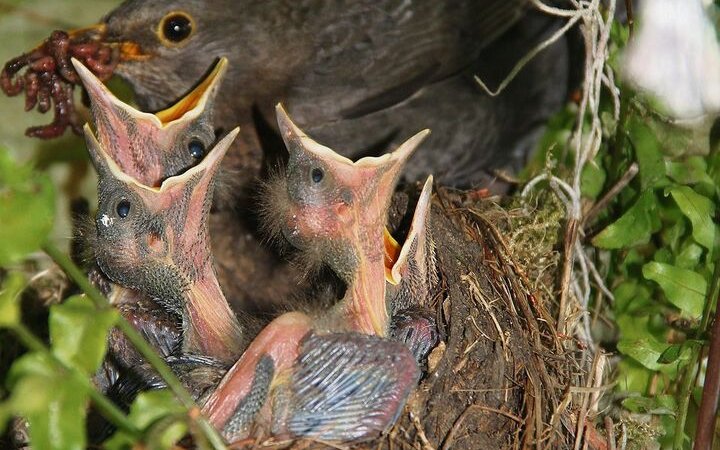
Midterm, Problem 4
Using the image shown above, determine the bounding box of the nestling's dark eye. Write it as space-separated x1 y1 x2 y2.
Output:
160 12 194 44
311 167 324 183
116 199 131 218
189 139 205 159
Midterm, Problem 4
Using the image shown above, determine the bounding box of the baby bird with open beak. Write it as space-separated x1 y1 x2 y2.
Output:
76 57 245 365
201 106 439 443
70 60 250 422
86 119 244 363
84 101 423 444
73 56 225 187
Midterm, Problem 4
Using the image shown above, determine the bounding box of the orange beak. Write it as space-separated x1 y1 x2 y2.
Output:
68 23 150 62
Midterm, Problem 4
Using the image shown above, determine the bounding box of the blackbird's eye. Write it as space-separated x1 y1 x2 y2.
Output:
311 167 324 183
189 139 205 159
159 12 194 45
116 199 131 218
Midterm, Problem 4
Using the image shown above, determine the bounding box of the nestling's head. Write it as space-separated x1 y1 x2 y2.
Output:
87 123 238 314
73 56 227 187
262 104 429 281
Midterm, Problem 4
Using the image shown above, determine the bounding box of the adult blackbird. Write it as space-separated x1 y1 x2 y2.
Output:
3 1 572 311
94 0 568 187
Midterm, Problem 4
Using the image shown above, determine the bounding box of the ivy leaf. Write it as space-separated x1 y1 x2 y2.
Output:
49 295 118 375
0 272 24 328
5 353 87 450
593 191 661 248
642 262 707 317
668 186 716 251
630 118 670 189
105 390 187 450
617 338 679 374
622 395 676 415
0 149 55 265
665 156 714 189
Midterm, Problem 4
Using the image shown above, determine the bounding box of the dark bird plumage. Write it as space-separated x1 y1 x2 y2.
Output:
3 1 574 312
97 0 569 187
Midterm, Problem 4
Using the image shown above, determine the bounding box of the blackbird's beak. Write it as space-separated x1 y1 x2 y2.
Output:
68 23 149 62
154 57 227 123
73 57 227 186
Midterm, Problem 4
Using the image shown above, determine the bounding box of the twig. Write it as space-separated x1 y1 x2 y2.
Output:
624 0 634 38
42 242 227 449
559 219 579 335
475 13 582 97
440 404 523 450
410 412 436 450
582 163 639 228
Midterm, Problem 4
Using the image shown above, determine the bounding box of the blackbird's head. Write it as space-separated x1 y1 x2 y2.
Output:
86 122 239 314
73 57 226 186
92 0 237 111
262 104 429 281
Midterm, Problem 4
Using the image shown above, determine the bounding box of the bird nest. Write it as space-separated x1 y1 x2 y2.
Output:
0 182 601 450
265 184 600 450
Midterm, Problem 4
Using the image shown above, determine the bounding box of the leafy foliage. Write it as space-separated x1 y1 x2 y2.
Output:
0 133 222 450
0 148 55 265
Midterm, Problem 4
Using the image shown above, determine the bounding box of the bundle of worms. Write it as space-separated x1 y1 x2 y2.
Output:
1 30 118 139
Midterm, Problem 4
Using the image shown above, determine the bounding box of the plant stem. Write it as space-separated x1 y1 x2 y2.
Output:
43 242 194 406
675 245 720 449
673 350 698 449
11 323 141 439
42 242 227 449
693 242 720 449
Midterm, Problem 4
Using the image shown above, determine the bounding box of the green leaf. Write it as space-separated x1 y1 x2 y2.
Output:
660 219 687 252
657 344 683 364
0 272 24 327
127 390 185 430
630 118 670 189
6 353 87 450
665 156 714 188
675 239 704 270
105 390 186 450
616 358 656 393
668 186 716 251
617 338 679 373
49 295 118 375
0 148 55 265
642 262 707 317
146 417 189 450
622 395 676 415
592 191 661 248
